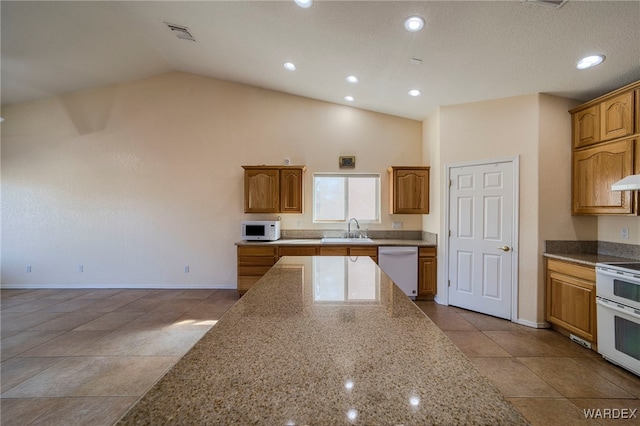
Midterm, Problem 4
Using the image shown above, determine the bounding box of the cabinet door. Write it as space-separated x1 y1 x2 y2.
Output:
320 246 349 256
572 139 636 215
573 105 600 148
546 270 595 342
418 256 437 300
601 91 635 142
237 246 278 294
280 168 304 213
244 168 279 213
390 167 430 214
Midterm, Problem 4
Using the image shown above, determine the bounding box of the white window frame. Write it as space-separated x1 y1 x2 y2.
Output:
312 172 381 224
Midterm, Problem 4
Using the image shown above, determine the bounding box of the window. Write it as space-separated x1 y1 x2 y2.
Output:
313 173 380 223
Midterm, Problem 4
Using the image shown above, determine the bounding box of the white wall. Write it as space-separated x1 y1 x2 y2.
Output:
1 72 422 288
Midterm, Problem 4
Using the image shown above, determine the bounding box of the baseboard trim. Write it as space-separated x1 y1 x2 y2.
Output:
0 283 237 290
516 318 550 329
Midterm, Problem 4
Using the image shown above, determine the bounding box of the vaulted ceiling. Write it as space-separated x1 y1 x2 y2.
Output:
2 1 639 120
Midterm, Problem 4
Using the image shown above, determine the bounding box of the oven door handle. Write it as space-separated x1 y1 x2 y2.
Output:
596 298 640 321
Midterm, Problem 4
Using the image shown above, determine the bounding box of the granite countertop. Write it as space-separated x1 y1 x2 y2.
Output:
118 256 527 425
543 252 638 266
236 238 436 247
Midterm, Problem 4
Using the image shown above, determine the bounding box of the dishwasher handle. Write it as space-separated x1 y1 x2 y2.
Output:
379 250 417 256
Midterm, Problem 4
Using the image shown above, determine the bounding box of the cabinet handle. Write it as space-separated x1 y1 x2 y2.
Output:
497 246 511 252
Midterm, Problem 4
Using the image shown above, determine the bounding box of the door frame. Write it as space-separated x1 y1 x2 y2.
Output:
442 156 520 322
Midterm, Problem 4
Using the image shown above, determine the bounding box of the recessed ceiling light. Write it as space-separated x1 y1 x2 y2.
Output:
346 75 359 84
576 55 605 70
404 16 425 32
344 96 355 102
408 89 422 97
283 62 297 71
294 0 313 8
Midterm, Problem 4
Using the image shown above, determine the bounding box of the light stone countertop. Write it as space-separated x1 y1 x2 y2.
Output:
236 238 436 247
118 256 527 425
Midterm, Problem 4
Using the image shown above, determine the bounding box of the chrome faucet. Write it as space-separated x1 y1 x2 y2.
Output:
347 217 360 238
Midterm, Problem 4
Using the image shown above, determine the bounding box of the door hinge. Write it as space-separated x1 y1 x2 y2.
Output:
448 230 451 237
448 280 451 287
449 179 452 187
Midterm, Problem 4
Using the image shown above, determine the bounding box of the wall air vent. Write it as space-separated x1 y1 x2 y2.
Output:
165 22 197 42
522 0 568 9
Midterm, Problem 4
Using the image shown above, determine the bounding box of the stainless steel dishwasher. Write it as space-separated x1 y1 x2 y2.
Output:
378 246 418 298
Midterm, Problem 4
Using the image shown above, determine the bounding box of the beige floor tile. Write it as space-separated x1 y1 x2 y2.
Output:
508 397 601 426
570 398 640 426
72 328 158 356
421 312 478 331
28 311 106 331
148 298 205 314
2 356 178 397
75 289 128 299
73 312 145 331
471 357 563 398
0 398 62 426
443 331 512 357
1 298 65 313
1 311 67 331
118 310 185 330
126 328 211 356
518 357 634 399
1 357 65 393
484 330 568 357
572 357 640 399
1 330 66 359
40 297 100 312
19 330 112 357
458 311 533 332
1 396 138 426
174 289 217 299
112 296 168 313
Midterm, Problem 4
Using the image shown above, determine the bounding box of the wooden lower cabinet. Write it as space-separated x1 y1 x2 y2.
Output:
545 258 597 346
238 244 434 295
237 246 278 295
417 247 437 300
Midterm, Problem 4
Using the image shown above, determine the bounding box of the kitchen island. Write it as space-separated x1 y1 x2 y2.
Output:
118 256 527 425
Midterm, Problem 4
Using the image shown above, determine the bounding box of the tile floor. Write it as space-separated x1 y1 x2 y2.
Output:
1 290 639 426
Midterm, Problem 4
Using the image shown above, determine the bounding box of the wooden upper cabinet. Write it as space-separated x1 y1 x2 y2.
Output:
244 168 280 213
243 166 305 214
573 105 600 148
572 138 636 215
388 166 430 214
280 167 304 213
600 91 635 142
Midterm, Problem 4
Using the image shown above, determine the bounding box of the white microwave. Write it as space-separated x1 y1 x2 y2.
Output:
241 221 281 241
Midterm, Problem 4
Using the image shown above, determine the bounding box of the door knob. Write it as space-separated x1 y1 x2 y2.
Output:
498 246 511 252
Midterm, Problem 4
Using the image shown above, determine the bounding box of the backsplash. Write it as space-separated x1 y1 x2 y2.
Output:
546 240 640 260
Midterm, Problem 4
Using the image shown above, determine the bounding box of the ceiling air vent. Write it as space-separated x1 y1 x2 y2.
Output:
522 0 568 9
165 22 196 42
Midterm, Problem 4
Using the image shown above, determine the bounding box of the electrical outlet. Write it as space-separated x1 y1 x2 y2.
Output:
184 265 190 273
26 265 31 273
284 157 291 166
621 228 629 240
78 265 84 273
392 222 403 230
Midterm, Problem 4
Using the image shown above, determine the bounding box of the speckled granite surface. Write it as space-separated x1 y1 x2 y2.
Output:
118 256 527 425
544 240 639 266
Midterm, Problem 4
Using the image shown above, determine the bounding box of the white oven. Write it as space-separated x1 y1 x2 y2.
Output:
595 262 640 376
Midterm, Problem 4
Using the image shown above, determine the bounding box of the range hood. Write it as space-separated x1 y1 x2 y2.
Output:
611 174 640 191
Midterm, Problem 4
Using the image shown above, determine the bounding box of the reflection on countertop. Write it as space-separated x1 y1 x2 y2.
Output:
119 256 527 425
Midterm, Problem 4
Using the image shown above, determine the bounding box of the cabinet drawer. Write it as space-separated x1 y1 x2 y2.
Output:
238 265 274 276
320 247 349 256
238 256 277 267
349 247 377 257
279 246 318 257
237 245 277 257
546 259 595 282
419 247 436 257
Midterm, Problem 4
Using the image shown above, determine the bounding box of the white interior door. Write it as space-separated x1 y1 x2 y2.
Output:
448 160 516 320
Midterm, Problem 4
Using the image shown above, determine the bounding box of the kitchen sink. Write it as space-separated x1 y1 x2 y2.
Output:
321 237 374 244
